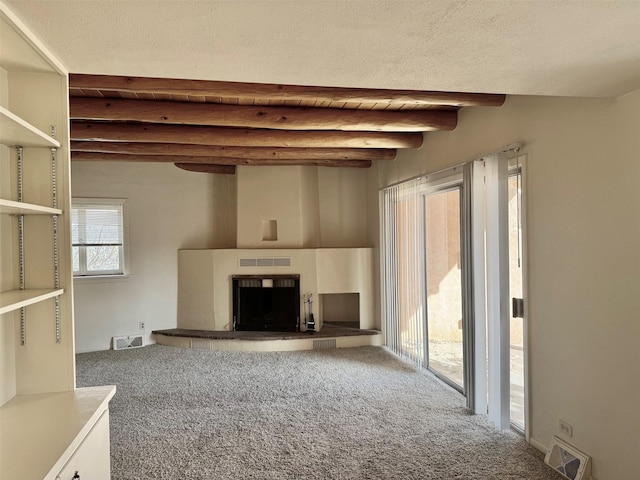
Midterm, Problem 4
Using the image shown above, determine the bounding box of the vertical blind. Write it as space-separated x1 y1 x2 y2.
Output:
380 178 425 368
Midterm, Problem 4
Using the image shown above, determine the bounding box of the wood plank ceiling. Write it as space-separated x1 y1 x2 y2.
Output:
69 74 506 174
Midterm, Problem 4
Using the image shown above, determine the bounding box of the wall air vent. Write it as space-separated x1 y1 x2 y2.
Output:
112 334 144 350
238 257 291 267
544 436 592 480
313 339 337 350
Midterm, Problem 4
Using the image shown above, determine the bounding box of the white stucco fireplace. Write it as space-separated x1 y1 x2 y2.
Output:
175 166 376 336
177 247 375 332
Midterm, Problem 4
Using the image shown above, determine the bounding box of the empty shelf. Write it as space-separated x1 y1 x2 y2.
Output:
0 199 62 215
0 106 61 148
0 289 64 315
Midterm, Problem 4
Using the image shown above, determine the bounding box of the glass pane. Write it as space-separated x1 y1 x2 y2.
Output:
71 208 79 243
72 246 80 273
86 245 121 272
84 207 122 244
509 174 525 429
425 189 464 388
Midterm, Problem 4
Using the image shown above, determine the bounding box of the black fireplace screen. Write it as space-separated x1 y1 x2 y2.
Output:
232 275 300 332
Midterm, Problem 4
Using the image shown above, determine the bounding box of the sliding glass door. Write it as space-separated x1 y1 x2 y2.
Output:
381 148 527 427
424 187 465 390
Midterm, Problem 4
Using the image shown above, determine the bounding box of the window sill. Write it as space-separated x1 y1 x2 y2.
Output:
73 274 131 284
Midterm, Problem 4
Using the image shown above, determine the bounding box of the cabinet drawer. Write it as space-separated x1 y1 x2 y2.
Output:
55 410 111 480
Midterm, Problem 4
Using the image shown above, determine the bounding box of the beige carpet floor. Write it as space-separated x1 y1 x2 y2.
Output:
76 345 562 480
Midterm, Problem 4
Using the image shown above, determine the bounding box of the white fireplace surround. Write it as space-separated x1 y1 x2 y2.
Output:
177 248 374 332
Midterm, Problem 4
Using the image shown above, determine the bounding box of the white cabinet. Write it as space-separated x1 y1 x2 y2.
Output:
0 2 115 478
0 386 115 480
56 410 112 480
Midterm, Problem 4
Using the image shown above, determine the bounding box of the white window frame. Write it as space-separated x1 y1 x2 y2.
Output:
507 154 529 438
72 198 129 279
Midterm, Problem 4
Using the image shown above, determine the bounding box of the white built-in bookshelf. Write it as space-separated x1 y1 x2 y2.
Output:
0 2 115 478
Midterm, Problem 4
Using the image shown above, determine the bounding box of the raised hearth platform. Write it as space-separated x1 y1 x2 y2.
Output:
153 323 382 352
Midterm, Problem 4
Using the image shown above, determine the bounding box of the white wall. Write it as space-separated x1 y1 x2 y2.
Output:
71 161 235 352
300 166 321 248
373 91 640 480
72 162 373 353
236 165 369 248
236 166 307 248
318 167 369 248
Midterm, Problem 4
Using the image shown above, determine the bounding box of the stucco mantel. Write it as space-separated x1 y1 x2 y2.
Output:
177 248 374 332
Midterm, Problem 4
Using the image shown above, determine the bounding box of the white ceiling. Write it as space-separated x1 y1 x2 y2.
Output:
6 0 640 97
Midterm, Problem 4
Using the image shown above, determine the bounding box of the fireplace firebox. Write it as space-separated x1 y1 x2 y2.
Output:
232 275 300 332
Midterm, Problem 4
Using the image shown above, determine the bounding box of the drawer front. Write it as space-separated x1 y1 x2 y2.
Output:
55 410 111 480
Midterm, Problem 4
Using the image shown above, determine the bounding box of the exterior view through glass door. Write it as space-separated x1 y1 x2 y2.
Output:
424 187 464 390
509 172 525 430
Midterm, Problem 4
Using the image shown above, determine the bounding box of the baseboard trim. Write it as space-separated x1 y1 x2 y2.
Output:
75 346 109 354
529 436 548 454
75 339 155 354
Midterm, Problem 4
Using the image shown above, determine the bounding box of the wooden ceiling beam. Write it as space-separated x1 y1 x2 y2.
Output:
71 152 373 168
70 141 395 161
69 97 457 132
69 74 506 108
175 164 236 174
70 122 422 149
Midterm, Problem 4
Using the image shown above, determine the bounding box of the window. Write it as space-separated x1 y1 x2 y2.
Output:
72 199 127 277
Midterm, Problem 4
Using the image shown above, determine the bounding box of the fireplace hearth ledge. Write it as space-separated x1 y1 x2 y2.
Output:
153 324 382 352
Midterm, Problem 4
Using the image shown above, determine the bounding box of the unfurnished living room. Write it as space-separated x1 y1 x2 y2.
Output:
0 1 638 480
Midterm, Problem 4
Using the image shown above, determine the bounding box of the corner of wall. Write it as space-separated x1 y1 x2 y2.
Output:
226 173 237 248
528 436 548 455
300 166 320 248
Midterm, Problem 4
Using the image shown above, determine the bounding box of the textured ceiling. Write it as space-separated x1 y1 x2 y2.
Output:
5 0 640 97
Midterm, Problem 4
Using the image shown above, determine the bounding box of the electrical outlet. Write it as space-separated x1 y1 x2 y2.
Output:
559 419 573 437
139 322 145 330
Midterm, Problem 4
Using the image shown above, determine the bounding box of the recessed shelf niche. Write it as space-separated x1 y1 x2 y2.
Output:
261 219 278 241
